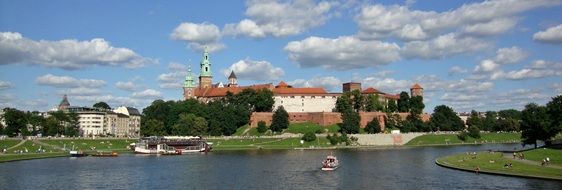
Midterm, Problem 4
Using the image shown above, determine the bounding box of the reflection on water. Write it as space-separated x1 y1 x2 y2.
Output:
0 144 560 189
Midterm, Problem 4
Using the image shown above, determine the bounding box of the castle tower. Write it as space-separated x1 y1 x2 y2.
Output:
228 71 237 87
199 47 213 88
410 83 423 97
58 94 70 111
183 66 196 100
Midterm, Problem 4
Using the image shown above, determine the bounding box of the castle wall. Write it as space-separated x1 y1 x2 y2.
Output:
273 95 338 112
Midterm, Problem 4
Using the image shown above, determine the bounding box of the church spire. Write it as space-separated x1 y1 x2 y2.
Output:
184 65 195 88
200 47 212 77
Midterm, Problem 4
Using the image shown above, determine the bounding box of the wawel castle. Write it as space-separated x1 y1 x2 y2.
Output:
183 49 425 129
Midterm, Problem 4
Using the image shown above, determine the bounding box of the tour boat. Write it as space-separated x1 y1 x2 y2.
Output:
134 136 212 154
321 154 339 171
69 150 86 157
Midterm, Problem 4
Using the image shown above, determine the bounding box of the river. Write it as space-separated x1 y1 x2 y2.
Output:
0 144 560 190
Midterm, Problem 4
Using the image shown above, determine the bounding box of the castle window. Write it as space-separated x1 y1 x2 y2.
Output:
322 96 325 98
301 96 305 98
290 96 295 98
302 103 304 106
205 67 208 72
311 96 315 98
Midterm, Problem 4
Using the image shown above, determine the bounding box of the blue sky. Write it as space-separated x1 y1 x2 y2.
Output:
0 0 561 113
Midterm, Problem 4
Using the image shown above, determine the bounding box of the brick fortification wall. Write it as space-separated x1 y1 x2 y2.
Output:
250 112 431 131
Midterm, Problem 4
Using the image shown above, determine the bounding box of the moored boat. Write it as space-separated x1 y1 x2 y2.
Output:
321 154 339 171
69 150 86 157
134 136 212 154
91 151 119 157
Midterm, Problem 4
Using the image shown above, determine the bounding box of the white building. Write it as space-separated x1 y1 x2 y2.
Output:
113 106 142 137
77 111 105 136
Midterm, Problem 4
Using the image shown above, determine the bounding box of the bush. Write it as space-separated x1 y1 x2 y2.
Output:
257 121 267 134
365 117 381 134
467 126 481 139
327 134 339 145
457 131 468 141
302 131 317 142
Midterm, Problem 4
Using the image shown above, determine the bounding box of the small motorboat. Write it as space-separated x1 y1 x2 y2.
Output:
321 153 339 171
69 150 86 157
91 151 119 157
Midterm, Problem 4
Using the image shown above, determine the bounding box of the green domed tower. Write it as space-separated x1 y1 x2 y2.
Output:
199 48 212 88
183 65 196 99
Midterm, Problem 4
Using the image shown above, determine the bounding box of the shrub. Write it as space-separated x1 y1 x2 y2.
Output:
457 131 468 141
302 131 317 142
467 126 481 139
257 121 267 134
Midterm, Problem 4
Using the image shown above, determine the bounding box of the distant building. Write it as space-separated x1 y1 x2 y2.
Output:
53 96 142 137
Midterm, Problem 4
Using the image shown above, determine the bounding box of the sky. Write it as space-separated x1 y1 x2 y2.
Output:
0 0 561 113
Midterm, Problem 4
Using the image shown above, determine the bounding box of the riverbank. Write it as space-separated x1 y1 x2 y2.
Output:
0 138 136 163
435 151 562 180
406 132 521 146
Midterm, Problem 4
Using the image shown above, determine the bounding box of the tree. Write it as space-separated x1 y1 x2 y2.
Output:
335 92 352 112
351 89 364 112
387 100 398 113
466 110 482 129
365 117 381 134
93 102 111 110
409 96 424 115
520 103 551 148
498 109 521 120
546 95 562 139
3 108 28 137
302 131 317 142
429 105 464 131
397 91 410 112
496 118 519 132
270 106 289 132
340 110 360 134
254 89 274 112
141 119 166 136
385 113 401 131
257 121 267 134
366 94 384 112
27 112 45 135
44 117 62 137
482 111 498 131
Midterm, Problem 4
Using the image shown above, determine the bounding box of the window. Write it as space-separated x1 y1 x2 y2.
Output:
311 96 315 98
302 103 304 106
281 101 283 104
205 67 208 72
301 96 305 98
290 96 295 98
322 96 325 98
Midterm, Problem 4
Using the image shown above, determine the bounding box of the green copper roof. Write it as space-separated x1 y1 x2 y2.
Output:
200 47 212 77
184 65 196 88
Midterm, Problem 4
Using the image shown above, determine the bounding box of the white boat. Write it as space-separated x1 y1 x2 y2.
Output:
321 154 339 171
134 136 212 154
69 150 86 157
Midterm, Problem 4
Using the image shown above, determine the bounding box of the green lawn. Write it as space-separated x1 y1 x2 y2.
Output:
0 139 23 150
436 151 562 180
210 137 332 150
233 125 250 136
39 139 136 151
406 132 521 146
9 141 62 153
285 122 339 134
523 147 562 166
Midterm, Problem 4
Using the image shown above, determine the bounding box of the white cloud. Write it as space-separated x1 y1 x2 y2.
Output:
287 76 341 92
132 89 162 99
0 80 14 90
170 22 224 52
490 60 562 80
115 81 138 91
224 59 284 81
355 1 560 40
158 63 188 89
285 36 401 70
552 83 562 95
449 66 468 75
461 17 518 36
362 77 411 94
474 59 500 73
59 87 102 96
402 33 491 59
533 24 562 44
36 74 106 88
224 0 334 38
0 32 157 69
494 46 527 64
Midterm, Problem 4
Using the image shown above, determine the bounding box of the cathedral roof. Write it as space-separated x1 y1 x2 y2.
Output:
362 87 381 94
59 95 70 107
275 81 290 88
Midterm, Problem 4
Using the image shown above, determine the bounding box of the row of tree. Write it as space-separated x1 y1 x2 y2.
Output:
0 108 79 137
141 88 275 137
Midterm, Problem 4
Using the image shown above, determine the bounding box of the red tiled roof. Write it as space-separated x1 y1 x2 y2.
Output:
362 87 381 94
411 83 422 89
383 94 400 100
194 84 273 97
276 81 289 88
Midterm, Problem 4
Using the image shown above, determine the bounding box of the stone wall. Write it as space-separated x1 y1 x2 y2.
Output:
250 112 431 132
